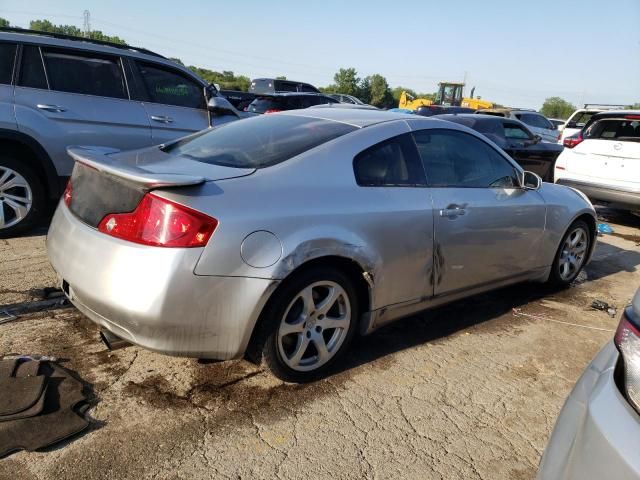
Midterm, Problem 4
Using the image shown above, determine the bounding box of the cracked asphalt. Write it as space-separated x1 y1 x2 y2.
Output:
1 208 639 479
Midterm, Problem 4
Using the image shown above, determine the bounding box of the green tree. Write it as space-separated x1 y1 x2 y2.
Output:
367 74 394 108
629 103 640 109
333 68 360 96
188 66 251 91
540 97 576 119
29 19 126 44
358 76 371 103
0 17 10 28
169 57 185 66
275 76 287 80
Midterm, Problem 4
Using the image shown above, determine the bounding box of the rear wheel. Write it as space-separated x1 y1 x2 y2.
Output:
258 267 359 383
0 157 45 238
549 220 591 286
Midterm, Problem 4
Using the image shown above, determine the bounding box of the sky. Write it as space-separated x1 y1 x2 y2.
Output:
1 0 639 109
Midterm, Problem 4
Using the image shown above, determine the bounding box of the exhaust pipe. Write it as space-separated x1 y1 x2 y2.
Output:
100 329 130 351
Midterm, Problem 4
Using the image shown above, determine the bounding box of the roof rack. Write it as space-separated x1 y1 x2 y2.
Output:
583 103 627 109
0 27 166 59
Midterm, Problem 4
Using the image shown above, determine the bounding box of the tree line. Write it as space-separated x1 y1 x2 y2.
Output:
2 18 638 113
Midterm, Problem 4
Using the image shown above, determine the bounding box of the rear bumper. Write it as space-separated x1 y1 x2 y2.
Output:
537 342 640 479
556 178 640 211
46 202 278 359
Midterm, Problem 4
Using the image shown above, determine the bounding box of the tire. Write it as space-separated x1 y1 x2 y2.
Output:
0 156 45 238
256 267 359 383
548 220 591 286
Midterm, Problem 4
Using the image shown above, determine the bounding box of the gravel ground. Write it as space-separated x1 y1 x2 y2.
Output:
0 208 638 480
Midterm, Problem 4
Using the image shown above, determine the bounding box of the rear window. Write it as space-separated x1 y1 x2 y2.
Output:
247 97 286 113
162 114 357 168
585 119 640 142
568 111 596 127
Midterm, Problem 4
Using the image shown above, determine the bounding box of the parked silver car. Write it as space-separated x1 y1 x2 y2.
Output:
538 288 640 479
47 109 597 382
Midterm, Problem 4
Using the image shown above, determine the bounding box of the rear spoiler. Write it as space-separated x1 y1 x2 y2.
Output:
67 146 206 189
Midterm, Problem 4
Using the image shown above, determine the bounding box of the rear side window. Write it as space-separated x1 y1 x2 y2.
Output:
503 123 531 140
585 119 640 142
413 129 519 188
18 45 47 89
136 62 205 109
516 113 553 130
41 48 127 99
0 43 16 84
163 114 356 168
353 134 426 187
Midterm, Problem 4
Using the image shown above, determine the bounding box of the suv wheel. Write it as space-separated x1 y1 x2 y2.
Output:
257 267 359 383
0 157 45 238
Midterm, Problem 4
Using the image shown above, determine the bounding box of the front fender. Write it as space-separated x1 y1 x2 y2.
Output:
538 182 597 268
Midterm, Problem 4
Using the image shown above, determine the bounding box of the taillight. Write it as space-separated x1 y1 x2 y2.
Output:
264 108 282 114
97 193 218 248
625 115 640 120
63 180 73 207
563 133 583 148
614 305 640 413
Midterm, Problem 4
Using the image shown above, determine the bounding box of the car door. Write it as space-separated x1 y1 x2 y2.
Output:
13 45 152 177
503 121 557 181
412 128 547 296
351 131 434 311
131 60 209 143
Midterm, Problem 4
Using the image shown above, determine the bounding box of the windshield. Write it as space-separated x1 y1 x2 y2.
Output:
162 114 357 168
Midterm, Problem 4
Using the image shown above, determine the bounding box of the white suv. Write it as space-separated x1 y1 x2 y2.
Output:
561 105 627 142
554 111 640 214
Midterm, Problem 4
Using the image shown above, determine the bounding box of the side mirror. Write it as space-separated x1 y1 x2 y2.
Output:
523 171 542 190
207 96 238 117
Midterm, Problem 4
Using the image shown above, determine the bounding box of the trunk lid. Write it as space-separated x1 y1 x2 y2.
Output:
567 139 640 183
66 146 254 227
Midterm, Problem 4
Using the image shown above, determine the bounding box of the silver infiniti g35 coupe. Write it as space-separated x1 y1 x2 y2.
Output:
47 109 597 382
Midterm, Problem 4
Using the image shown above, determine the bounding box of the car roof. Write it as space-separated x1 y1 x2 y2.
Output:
0 29 198 78
256 92 331 98
277 108 425 128
591 110 640 119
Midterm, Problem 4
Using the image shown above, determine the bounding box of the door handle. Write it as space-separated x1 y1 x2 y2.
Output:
37 104 66 112
439 206 466 218
150 115 174 124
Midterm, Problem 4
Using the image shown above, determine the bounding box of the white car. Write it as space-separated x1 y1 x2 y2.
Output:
555 110 640 214
561 105 627 141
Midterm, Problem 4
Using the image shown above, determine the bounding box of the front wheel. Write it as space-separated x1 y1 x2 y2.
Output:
549 220 591 286
258 267 359 383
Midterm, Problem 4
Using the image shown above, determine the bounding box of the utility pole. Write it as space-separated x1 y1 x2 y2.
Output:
83 10 91 38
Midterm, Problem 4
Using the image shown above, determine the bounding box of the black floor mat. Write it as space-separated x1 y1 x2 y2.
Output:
0 360 90 457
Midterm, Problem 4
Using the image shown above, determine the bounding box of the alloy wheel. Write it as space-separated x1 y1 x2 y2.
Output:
277 281 351 372
0 166 33 229
559 226 588 281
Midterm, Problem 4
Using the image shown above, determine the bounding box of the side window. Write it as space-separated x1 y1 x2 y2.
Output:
503 123 532 140
517 113 552 129
0 43 17 85
353 133 426 187
413 129 519 188
41 48 127 99
18 45 48 90
136 62 205 109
